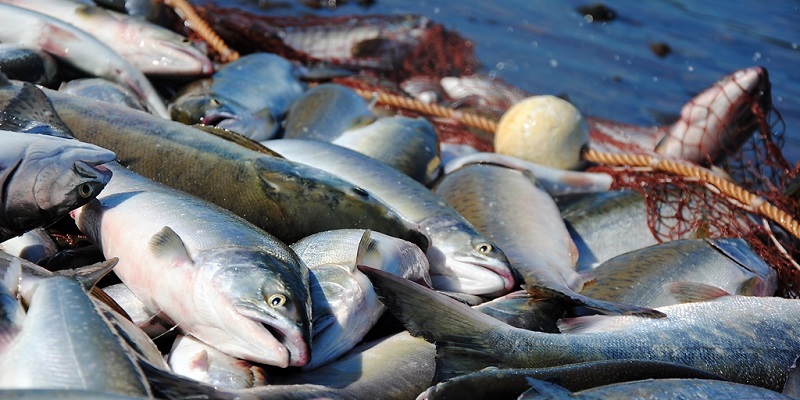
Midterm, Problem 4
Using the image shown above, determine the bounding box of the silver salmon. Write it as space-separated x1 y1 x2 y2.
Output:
0 130 115 241
265 139 515 297
361 266 800 392
72 163 312 368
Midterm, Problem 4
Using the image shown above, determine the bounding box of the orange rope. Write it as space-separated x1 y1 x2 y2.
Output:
582 148 800 242
357 88 800 242
353 89 499 133
162 0 240 63
162 5 799 244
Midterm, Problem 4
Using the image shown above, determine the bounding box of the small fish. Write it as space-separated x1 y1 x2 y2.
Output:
0 130 115 242
0 276 152 397
282 83 375 142
265 139 516 297
0 3 169 117
2 0 213 77
582 238 777 308
167 334 267 390
170 53 306 141
519 377 794 400
435 164 663 318
361 266 800 391
72 163 312 368
292 230 430 370
332 116 442 186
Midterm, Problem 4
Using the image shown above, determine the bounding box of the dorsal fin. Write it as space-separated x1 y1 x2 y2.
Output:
149 227 193 265
192 124 284 158
354 229 375 272
0 77 73 138
54 257 119 292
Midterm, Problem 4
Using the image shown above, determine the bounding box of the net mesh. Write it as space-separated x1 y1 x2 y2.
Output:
176 4 800 297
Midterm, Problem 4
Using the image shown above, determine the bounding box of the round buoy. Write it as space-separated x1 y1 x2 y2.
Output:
494 95 589 170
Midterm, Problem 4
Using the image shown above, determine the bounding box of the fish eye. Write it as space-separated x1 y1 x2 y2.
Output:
78 183 94 199
267 294 287 308
475 243 492 254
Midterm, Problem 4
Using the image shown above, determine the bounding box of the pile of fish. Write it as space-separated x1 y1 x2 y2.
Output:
0 1 797 399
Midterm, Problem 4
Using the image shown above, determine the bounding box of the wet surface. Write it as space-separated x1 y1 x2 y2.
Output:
212 0 799 161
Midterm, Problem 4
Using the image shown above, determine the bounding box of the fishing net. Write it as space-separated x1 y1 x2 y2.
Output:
169 2 800 297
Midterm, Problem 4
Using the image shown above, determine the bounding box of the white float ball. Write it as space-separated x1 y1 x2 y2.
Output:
494 95 589 170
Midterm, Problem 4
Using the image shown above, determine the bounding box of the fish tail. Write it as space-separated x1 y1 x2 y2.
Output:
525 285 667 318
358 265 509 381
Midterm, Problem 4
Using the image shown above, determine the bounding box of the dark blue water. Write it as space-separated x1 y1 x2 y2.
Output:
224 0 800 162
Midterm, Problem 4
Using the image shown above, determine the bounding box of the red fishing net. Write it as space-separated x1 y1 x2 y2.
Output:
177 4 800 297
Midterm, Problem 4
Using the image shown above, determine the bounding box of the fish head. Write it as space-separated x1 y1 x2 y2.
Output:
170 94 277 141
12 139 115 228
193 248 312 368
426 224 517 297
135 33 214 77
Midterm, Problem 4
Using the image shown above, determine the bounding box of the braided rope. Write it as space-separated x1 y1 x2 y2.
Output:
163 2 799 244
353 89 499 133
583 148 800 241
359 88 800 243
162 0 240 63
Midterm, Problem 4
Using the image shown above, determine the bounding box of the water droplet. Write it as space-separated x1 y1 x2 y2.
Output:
434 7 440 14
549 59 559 68
652 76 659 82
753 52 762 61
687 66 694 72
506 26 514 33
792 43 798 50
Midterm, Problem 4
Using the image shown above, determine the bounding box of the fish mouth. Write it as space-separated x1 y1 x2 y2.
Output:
235 303 311 368
201 110 240 127
428 248 517 296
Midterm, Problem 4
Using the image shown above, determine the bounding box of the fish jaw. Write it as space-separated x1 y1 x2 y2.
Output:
133 35 214 77
196 249 312 368
426 229 517 296
657 67 768 163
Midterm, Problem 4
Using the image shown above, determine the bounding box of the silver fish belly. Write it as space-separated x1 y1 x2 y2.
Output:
72 163 312 368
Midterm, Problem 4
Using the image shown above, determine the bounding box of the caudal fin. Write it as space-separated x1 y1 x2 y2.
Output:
358 265 509 381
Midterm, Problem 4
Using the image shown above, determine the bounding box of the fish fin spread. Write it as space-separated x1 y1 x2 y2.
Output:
665 282 731 303
523 285 666 319
783 356 800 399
735 276 768 297
354 229 373 271
191 350 211 372
55 257 119 292
149 227 193 266
358 265 507 382
556 315 623 334
0 78 74 138
520 377 574 398
192 124 284 158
